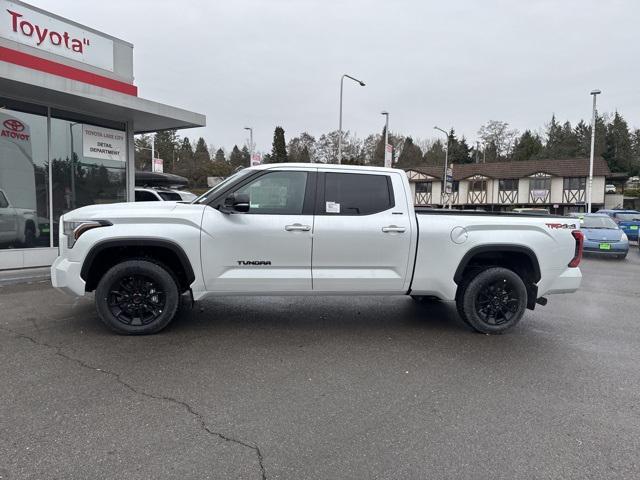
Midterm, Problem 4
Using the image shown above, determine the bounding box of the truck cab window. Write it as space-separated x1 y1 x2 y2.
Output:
235 171 307 214
323 172 393 215
0 191 9 208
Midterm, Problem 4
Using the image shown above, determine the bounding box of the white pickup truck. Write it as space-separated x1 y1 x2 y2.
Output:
0 188 39 247
51 164 583 335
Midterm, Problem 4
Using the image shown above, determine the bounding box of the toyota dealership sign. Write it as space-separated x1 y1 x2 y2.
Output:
0 0 114 71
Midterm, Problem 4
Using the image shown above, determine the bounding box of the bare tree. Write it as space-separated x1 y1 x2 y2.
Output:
477 120 519 159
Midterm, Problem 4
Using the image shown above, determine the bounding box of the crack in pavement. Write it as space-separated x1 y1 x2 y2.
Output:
0 325 267 480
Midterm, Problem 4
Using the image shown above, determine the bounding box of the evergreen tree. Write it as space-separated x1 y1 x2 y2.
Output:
192 137 211 187
153 130 179 173
176 137 194 181
448 129 472 164
559 121 580 158
423 140 446 166
210 150 233 177
603 112 633 173
214 148 226 163
631 129 640 176
372 127 388 167
512 130 543 161
271 126 288 163
544 114 563 158
396 137 423 168
575 116 607 159
372 127 404 166
229 145 245 170
241 146 251 167
134 134 152 171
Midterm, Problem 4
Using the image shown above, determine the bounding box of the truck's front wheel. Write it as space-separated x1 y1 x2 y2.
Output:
456 267 527 334
95 260 179 335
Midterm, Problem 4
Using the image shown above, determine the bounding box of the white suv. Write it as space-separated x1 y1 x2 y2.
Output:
134 187 196 202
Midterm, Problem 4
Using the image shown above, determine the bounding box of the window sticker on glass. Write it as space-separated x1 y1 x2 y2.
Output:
326 201 340 213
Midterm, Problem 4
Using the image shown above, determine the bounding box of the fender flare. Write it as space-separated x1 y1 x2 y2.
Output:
80 238 196 285
453 244 541 284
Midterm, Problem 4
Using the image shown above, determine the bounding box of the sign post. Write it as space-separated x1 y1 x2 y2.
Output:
384 144 393 168
444 166 453 209
251 153 262 167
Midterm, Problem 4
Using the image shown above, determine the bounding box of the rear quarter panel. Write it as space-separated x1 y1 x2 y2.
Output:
411 214 579 300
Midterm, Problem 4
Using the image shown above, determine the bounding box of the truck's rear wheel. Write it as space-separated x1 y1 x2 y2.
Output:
456 267 527 334
95 260 179 335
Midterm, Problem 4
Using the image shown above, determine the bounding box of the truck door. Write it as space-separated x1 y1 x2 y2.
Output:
312 170 413 293
200 168 316 293
0 190 18 242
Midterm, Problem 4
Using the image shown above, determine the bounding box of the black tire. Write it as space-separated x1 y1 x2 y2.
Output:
95 259 179 335
618 253 627 260
456 267 527 334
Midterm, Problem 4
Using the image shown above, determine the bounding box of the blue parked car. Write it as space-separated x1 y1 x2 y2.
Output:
570 213 630 259
596 209 640 241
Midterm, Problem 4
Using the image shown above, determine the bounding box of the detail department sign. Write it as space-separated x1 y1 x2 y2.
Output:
82 125 125 162
0 0 115 71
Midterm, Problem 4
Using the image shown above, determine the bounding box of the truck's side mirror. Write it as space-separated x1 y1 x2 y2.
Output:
223 192 250 213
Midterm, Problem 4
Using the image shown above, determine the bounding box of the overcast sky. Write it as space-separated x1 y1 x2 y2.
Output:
35 0 640 153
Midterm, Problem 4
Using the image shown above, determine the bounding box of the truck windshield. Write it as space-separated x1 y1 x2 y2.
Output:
193 169 253 204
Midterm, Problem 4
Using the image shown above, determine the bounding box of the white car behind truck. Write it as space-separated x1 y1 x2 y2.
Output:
0 188 39 247
51 164 583 335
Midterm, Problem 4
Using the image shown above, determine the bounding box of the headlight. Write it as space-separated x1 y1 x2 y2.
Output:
63 220 111 248
621 232 628 243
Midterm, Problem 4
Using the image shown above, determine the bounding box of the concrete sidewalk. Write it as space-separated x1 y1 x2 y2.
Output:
0 266 50 286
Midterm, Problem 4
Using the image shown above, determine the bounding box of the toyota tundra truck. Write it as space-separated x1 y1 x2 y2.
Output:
51 164 583 335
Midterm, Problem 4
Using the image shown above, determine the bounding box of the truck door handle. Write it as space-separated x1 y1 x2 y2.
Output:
382 225 406 233
285 224 311 232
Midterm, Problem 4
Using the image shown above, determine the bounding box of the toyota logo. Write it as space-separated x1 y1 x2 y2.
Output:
3 119 25 132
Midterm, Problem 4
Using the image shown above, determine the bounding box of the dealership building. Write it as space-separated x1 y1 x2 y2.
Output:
0 0 205 270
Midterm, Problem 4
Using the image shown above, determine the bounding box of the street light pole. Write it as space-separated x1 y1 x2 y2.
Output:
434 126 451 209
244 127 253 166
338 74 365 164
151 133 155 162
381 111 390 167
587 89 601 213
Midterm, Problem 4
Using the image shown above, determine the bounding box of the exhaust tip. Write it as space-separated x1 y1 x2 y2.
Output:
536 297 548 306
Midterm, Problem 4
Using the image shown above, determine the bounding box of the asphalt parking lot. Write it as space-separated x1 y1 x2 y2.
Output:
1 250 639 480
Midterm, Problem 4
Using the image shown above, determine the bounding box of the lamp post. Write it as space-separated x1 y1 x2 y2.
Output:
338 74 365 164
587 89 601 213
244 127 253 167
381 111 390 167
434 126 451 208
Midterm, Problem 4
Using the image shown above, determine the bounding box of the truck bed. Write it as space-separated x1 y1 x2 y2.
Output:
414 207 567 219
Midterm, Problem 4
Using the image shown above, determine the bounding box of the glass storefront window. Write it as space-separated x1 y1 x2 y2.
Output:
0 107 50 249
50 117 126 246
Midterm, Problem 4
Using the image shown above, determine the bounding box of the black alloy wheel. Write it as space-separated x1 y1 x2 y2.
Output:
474 278 520 326
108 274 166 327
